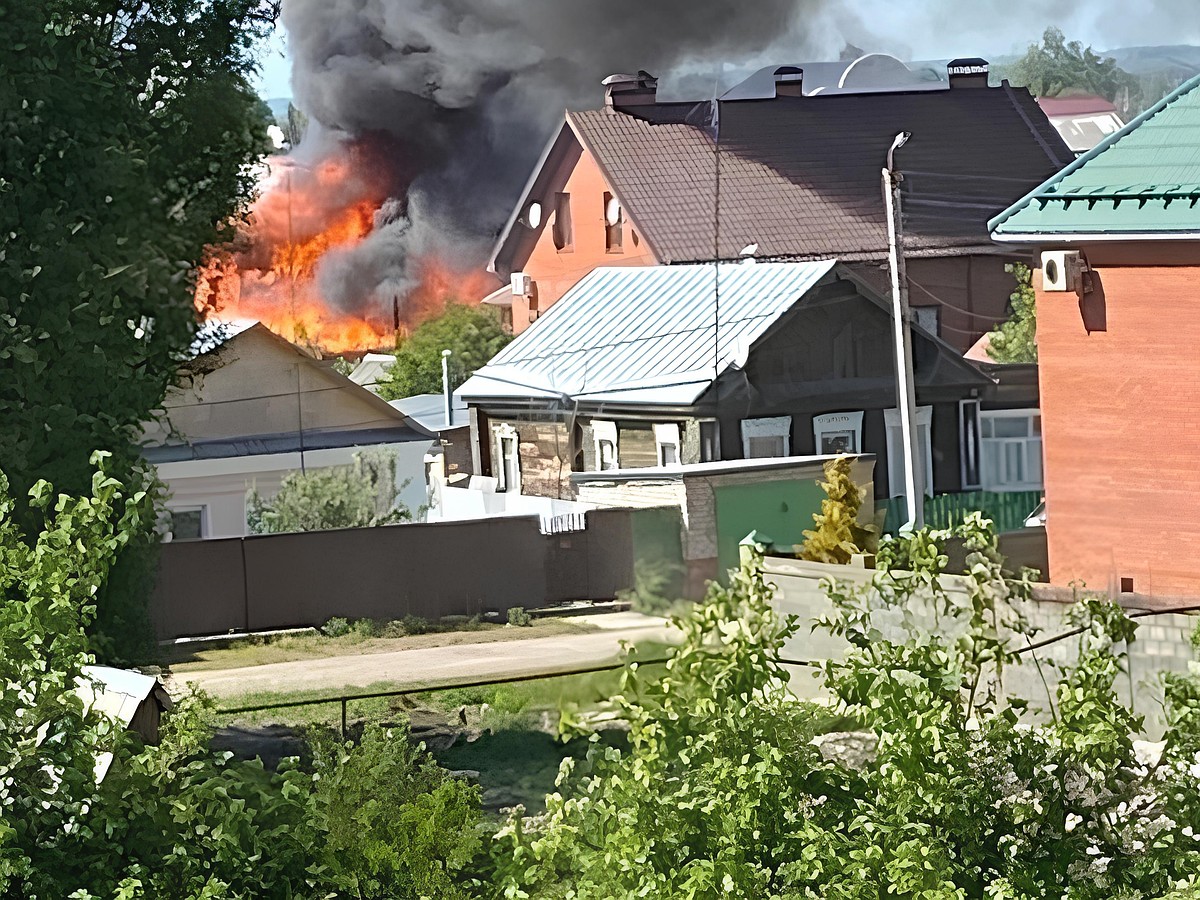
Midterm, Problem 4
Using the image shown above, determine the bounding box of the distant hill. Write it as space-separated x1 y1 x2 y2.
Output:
1103 45 1200 78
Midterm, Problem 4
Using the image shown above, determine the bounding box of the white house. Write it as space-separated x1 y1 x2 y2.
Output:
141 324 433 539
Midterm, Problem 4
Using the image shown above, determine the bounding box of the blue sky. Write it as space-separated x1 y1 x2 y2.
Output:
251 1 1200 100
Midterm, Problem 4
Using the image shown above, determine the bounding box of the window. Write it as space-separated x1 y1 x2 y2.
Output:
593 420 619 471
495 425 521 493
699 420 721 462
813 411 864 455
980 409 1043 491
552 192 573 251
741 416 791 459
913 306 940 337
604 191 623 252
959 399 982 489
168 506 206 541
884 406 934 499
654 423 681 468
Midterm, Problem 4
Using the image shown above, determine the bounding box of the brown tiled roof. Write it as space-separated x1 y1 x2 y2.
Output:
567 84 1071 264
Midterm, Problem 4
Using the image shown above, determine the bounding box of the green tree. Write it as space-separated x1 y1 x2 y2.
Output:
247 448 414 534
0 1 276 657
377 304 512 400
987 262 1038 364
492 516 1200 898
1008 27 1136 104
0 459 480 898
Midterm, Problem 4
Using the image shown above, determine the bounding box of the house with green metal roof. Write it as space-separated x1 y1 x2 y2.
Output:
988 74 1200 601
990 73 1200 242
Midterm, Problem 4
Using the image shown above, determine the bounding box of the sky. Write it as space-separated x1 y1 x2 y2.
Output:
251 0 1200 100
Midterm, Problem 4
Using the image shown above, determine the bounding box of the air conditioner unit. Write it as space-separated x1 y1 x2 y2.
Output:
510 271 533 297
1041 250 1083 292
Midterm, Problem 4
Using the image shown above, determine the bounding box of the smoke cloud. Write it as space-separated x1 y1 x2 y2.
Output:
279 0 837 315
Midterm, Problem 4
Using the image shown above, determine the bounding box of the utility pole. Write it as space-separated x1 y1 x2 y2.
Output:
441 349 453 428
882 131 924 529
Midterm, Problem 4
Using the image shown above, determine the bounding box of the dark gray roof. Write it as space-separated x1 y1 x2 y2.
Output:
563 84 1070 265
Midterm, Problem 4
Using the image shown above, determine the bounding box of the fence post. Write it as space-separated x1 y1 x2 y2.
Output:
340 697 348 739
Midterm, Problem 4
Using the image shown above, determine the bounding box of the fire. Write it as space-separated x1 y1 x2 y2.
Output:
195 143 495 353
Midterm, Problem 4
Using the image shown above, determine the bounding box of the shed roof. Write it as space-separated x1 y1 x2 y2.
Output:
991 74 1200 239
459 261 837 407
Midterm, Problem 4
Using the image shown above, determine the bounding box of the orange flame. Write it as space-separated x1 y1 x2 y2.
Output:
196 145 496 353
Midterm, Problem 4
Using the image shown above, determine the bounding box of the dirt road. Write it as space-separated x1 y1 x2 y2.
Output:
174 613 676 699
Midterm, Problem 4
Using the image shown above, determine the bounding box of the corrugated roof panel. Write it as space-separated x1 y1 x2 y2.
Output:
460 261 836 405
992 74 1200 237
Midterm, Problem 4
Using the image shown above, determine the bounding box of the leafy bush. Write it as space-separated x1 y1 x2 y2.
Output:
492 513 1200 898
321 617 352 638
401 614 433 635
311 726 481 899
506 607 532 627
247 448 413 535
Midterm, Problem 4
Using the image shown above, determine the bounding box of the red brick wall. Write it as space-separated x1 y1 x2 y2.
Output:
514 147 657 333
1037 265 1200 597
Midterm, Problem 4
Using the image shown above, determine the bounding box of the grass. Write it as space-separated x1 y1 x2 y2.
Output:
164 616 597 674
209 641 677 815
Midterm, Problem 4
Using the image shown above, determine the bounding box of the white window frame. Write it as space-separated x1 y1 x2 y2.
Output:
959 399 982 489
979 409 1043 492
167 505 208 541
699 419 721 462
813 411 864 456
741 416 792 459
494 424 521 494
884 406 934 499
654 423 682 468
592 420 619 471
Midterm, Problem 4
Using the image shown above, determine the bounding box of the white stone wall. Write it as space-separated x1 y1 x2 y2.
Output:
764 556 1197 737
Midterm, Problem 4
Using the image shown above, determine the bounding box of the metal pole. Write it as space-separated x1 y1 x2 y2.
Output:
882 132 924 529
441 349 453 427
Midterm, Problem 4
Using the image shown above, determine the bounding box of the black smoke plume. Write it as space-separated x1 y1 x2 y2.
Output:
280 0 829 314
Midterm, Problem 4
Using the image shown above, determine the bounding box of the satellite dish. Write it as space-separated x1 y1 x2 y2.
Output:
525 201 542 229
739 242 759 257
605 196 622 226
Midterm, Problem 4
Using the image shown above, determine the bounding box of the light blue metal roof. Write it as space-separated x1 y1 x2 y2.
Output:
459 261 837 406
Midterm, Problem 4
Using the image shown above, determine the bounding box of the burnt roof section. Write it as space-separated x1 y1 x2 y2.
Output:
563 83 1071 265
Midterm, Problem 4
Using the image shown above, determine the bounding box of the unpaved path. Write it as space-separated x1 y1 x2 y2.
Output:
173 614 676 699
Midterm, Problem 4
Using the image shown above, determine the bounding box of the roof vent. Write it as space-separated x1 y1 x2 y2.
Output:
774 66 804 98
946 57 990 89
603 70 658 110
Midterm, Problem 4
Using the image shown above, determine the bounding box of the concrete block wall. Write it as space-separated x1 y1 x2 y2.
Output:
764 556 1198 737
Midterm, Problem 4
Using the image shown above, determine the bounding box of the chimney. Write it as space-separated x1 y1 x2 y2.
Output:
946 58 990 89
603 70 658 110
774 66 804 98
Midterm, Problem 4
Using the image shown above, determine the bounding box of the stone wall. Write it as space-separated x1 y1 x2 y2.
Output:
763 556 1197 737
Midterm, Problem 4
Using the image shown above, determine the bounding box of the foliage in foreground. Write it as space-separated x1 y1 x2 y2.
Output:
492 514 1200 898
246 447 414 533
0 460 479 899
377 304 513 400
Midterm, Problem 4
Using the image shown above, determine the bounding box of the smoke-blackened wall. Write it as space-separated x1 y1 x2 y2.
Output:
280 0 826 314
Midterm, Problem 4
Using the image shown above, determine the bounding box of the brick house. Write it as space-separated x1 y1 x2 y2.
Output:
488 55 1073 357
990 74 1200 598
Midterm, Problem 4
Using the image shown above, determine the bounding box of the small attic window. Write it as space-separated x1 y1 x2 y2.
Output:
552 192 573 251
604 192 623 252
